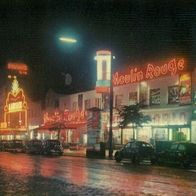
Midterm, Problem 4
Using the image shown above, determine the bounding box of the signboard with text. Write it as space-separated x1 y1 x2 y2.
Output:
179 72 191 105
150 88 160 105
113 58 186 86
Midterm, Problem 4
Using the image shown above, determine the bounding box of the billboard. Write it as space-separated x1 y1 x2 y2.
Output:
179 72 191 105
150 88 160 105
168 85 179 104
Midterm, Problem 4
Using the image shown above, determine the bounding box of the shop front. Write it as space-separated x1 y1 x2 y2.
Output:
111 106 192 147
34 110 88 151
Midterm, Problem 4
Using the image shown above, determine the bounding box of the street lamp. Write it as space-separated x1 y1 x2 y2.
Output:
59 37 77 43
108 55 116 159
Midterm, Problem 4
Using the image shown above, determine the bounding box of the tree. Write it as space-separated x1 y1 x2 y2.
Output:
118 102 151 140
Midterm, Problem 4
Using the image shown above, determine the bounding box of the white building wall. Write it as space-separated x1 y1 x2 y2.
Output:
113 75 179 107
59 90 102 111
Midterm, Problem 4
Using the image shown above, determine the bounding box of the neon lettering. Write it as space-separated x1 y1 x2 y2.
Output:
178 59 185 70
160 64 167 75
146 64 154 79
113 58 186 86
154 66 161 77
168 59 177 75
113 68 144 86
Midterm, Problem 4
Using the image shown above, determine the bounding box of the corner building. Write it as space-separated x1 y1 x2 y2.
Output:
44 57 196 148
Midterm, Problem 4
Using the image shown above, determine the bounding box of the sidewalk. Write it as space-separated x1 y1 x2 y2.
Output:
63 148 117 159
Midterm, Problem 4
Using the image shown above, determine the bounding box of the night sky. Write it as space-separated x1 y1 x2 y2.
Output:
0 0 196 101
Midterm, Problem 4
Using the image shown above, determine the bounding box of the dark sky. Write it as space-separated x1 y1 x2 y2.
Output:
0 0 196 100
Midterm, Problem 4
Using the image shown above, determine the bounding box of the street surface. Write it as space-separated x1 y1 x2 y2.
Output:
0 152 196 196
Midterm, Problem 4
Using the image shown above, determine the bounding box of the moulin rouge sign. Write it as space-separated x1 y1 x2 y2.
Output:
113 58 186 86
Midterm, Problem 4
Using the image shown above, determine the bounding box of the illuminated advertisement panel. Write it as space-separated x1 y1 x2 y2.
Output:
179 72 191 105
7 62 28 75
150 88 160 105
168 85 179 104
3 77 28 129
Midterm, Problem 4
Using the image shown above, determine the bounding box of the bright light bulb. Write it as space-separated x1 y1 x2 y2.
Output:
59 37 77 43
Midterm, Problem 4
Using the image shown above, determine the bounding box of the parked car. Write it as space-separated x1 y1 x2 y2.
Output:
7 140 25 153
0 140 10 151
25 139 43 154
156 142 196 168
114 140 156 164
42 139 63 156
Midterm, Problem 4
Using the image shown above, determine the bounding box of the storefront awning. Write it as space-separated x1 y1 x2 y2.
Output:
0 129 27 135
35 122 86 131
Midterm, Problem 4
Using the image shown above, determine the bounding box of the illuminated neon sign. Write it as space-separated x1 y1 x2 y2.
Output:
44 110 87 127
8 101 23 112
4 77 28 129
7 62 28 75
113 58 185 86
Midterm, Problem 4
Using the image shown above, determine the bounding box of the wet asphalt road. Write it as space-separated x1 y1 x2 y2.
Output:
0 152 196 196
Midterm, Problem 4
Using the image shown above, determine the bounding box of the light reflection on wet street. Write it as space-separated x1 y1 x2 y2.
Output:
0 152 196 195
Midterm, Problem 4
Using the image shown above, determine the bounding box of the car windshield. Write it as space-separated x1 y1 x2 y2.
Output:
170 144 178 151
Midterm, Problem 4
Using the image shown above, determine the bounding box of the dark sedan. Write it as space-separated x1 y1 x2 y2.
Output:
114 140 156 164
25 139 43 154
42 139 64 156
157 142 196 168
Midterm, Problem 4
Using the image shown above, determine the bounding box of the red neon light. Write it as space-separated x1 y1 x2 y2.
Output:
4 90 27 112
113 58 185 86
4 84 28 129
44 110 87 128
95 86 110 93
7 63 28 75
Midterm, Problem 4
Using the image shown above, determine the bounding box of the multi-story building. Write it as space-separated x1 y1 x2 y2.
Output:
41 56 196 148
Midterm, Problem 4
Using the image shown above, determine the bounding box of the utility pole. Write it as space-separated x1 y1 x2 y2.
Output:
108 55 113 159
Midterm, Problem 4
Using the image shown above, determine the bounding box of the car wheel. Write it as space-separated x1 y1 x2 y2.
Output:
150 156 157 165
181 160 191 169
132 154 140 165
114 152 122 162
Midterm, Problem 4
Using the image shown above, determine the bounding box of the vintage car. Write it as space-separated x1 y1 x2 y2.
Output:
0 140 11 151
42 139 64 156
6 140 25 153
114 140 156 164
156 142 196 168
25 139 44 154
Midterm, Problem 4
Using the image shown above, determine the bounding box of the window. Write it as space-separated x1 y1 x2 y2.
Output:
115 95 123 108
85 99 91 110
129 92 137 105
78 94 83 110
102 60 107 80
178 144 186 151
54 100 59 108
125 143 131 148
95 98 101 108
72 102 77 111
170 144 178 151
